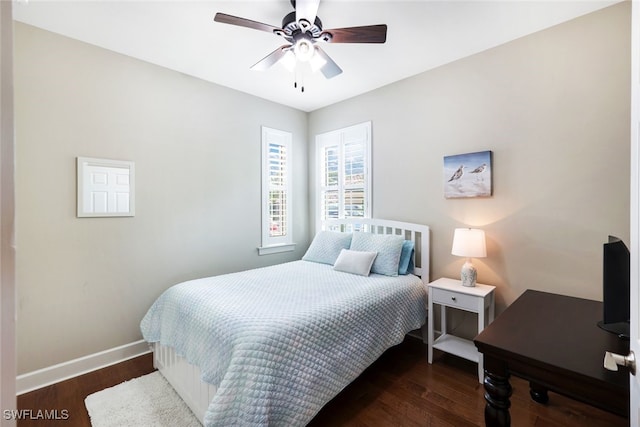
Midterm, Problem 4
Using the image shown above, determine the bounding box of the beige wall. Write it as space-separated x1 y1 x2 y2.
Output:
14 23 309 374
309 2 631 314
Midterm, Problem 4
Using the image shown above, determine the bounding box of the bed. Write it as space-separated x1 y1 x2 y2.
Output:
141 218 430 426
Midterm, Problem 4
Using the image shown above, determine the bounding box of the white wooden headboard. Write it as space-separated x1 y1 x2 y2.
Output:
319 218 430 284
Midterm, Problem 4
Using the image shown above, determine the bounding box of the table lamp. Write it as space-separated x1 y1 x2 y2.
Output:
451 228 487 287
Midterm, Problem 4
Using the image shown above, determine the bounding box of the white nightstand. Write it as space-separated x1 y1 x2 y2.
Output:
427 277 496 383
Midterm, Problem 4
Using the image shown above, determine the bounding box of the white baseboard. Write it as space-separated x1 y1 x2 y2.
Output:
16 340 151 395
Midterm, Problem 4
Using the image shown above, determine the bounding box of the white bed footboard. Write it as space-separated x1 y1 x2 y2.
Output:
153 342 216 425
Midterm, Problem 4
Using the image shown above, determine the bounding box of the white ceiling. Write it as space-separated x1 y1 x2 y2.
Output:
13 0 620 112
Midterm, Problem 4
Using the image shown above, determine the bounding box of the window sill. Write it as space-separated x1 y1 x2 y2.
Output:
258 243 296 256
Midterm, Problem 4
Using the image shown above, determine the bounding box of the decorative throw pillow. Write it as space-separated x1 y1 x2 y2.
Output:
398 240 415 275
333 249 378 276
350 232 404 276
302 231 353 265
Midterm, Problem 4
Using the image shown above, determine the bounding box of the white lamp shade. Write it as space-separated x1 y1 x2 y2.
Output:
309 48 327 72
294 39 314 62
280 50 297 72
451 228 487 258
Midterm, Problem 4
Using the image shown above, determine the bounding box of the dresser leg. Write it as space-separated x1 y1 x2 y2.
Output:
529 382 549 404
483 360 512 427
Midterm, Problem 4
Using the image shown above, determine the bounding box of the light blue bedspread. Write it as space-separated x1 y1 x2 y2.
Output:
140 260 426 426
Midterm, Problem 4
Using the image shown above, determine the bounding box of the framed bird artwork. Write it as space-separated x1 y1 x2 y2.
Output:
443 150 492 198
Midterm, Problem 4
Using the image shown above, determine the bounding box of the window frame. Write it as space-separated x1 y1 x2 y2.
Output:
259 126 295 255
316 121 372 231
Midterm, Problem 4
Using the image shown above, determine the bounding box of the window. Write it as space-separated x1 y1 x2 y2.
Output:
260 127 295 255
316 122 372 230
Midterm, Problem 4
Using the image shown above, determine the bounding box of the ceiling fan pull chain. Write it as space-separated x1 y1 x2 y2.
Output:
293 67 304 92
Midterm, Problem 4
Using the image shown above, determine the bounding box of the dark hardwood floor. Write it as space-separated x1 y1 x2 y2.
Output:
18 337 628 426
17 353 155 427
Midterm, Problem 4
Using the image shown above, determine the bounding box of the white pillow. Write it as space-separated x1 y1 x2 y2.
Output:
333 249 378 276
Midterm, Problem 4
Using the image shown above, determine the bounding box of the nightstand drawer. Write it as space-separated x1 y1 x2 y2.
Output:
431 287 478 311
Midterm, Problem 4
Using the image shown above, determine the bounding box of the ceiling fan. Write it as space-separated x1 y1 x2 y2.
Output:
214 0 387 85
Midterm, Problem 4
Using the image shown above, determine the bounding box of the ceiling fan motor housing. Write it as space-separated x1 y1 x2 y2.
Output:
281 11 323 39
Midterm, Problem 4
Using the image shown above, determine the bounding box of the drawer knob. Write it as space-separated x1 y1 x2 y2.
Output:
451 296 457 302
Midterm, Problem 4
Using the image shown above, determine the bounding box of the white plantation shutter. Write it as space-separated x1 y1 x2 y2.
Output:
268 143 287 237
261 127 294 253
317 122 371 230
321 144 339 220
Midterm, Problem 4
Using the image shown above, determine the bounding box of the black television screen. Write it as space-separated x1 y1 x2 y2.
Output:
597 236 630 339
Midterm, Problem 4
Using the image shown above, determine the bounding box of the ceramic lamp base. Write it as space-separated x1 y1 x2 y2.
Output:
460 261 477 287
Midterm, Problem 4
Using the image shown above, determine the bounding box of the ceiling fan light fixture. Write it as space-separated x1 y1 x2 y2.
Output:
309 49 327 72
281 50 297 72
294 38 314 62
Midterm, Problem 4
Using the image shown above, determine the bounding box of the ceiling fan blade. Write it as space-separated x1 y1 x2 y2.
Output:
315 47 342 79
250 46 291 71
295 0 320 27
214 13 281 34
322 24 387 43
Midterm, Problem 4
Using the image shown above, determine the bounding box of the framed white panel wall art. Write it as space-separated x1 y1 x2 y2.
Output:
77 157 135 217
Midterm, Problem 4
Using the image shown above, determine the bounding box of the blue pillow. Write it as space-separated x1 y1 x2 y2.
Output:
350 232 404 276
302 231 353 265
398 240 415 275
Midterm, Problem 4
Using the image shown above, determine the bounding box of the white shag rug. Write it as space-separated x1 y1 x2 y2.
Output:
85 372 202 427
